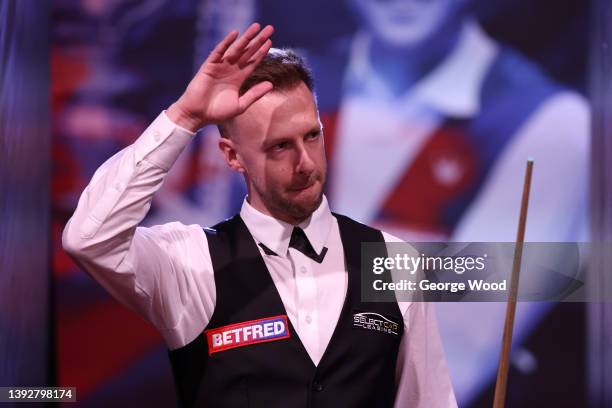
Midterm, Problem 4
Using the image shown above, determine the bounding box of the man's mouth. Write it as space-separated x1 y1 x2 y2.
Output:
288 180 316 192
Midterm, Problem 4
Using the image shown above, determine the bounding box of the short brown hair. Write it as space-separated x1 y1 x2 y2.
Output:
239 48 314 95
218 48 314 138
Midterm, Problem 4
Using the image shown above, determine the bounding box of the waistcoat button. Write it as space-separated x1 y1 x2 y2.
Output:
312 381 324 392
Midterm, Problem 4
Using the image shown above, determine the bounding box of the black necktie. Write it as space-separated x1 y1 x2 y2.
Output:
289 227 327 263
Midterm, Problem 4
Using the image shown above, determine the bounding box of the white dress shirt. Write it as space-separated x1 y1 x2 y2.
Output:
62 111 457 408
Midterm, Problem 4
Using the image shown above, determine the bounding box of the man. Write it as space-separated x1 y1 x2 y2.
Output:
63 23 456 407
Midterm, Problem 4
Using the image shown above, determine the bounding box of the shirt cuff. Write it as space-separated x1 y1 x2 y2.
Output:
161 110 197 136
133 111 196 171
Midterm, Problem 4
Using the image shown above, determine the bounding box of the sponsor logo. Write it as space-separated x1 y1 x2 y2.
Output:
205 315 291 355
352 310 402 336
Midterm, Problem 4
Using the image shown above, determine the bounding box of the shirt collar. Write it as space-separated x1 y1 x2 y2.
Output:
346 19 498 118
240 195 333 257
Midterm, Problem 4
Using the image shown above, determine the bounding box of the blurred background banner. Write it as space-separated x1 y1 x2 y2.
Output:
47 0 591 406
1 0 50 393
588 0 612 406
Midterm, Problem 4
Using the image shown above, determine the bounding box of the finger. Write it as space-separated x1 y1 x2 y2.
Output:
237 25 274 67
238 81 273 113
204 30 239 65
239 38 272 74
224 22 262 63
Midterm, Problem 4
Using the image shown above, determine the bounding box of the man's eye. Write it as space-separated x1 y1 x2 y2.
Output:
306 131 321 140
273 142 288 150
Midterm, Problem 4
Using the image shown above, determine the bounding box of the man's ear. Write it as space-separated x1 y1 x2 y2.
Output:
218 137 246 173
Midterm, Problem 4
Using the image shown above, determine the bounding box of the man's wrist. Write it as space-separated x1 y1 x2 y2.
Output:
166 102 206 132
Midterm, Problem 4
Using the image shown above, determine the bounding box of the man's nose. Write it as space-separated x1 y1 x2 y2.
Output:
295 144 316 175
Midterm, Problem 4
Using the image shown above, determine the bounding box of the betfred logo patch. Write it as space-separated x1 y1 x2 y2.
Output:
205 315 291 355
352 310 402 337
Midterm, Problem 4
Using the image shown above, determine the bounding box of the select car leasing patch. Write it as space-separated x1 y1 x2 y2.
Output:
352 310 403 337
205 315 291 355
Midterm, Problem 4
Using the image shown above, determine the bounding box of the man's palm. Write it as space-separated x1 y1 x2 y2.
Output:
169 23 274 130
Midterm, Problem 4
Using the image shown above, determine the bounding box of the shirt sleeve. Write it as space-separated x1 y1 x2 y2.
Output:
382 231 458 408
62 111 217 349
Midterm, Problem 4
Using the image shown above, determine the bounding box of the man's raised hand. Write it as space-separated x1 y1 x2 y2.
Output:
167 23 274 132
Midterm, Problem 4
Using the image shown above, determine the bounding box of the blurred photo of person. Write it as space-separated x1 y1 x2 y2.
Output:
307 0 588 242
298 0 589 403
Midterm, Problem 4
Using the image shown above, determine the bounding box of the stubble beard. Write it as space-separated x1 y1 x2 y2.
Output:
253 170 326 223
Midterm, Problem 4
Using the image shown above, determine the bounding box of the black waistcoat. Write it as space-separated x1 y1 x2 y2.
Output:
168 213 403 408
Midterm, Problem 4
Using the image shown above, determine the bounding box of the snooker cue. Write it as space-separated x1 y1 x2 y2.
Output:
492 159 534 408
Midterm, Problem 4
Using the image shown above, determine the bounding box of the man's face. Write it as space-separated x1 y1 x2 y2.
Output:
351 0 463 47
220 82 326 224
